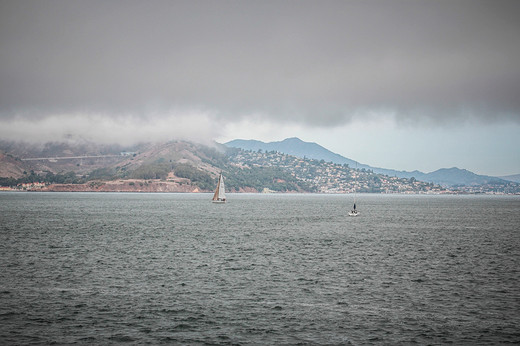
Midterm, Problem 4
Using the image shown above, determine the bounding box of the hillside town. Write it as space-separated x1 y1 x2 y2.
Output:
1 140 519 194
228 149 519 194
228 149 445 194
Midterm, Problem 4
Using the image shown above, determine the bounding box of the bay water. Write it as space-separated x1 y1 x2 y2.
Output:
1 192 519 345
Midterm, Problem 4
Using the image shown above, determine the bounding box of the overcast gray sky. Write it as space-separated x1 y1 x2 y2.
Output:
1 0 519 176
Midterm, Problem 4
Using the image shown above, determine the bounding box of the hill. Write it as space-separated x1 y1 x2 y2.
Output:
1 139 518 194
225 137 511 187
500 174 520 183
420 167 506 187
0 151 29 178
0 140 225 192
226 137 362 168
0 140 312 193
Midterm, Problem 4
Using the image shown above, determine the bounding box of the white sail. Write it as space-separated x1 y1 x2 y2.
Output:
217 174 226 200
212 173 226 202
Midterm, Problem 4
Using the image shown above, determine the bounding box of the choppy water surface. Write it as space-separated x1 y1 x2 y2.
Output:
1 192 519 345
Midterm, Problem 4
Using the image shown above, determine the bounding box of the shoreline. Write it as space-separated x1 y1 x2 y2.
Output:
1 187 517 196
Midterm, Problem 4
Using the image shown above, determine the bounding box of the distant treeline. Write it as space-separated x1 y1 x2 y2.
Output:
0 170 84 186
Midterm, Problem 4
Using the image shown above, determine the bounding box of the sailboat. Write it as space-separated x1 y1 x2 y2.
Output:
212 172 226 203
348 166 359 216
348 202 359 216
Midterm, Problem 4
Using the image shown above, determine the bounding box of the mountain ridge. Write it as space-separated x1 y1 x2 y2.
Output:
1 138 517 193
225 137 511 187
500 174 520 183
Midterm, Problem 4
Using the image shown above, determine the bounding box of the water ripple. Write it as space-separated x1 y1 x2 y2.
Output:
0 192 519 345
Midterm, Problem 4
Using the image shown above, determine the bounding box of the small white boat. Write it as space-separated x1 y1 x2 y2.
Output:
212 172 226 203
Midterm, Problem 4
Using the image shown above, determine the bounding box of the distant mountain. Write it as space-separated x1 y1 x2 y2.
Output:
0 139 225 183
0 139 315 193
500 174 520 183
226 137 363 168
2 138 515 192
225 137 510 187
420 168 506 187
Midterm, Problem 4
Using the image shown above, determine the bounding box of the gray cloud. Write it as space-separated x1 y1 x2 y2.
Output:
1 0 519 129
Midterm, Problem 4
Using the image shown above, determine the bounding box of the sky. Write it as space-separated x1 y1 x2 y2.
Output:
0 0 519 176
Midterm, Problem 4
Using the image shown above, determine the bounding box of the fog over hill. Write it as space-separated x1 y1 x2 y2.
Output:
1 138 517 193
1 1 519 178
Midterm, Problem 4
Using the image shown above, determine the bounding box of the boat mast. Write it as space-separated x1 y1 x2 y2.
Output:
353 163 357 208
212 174 221 201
